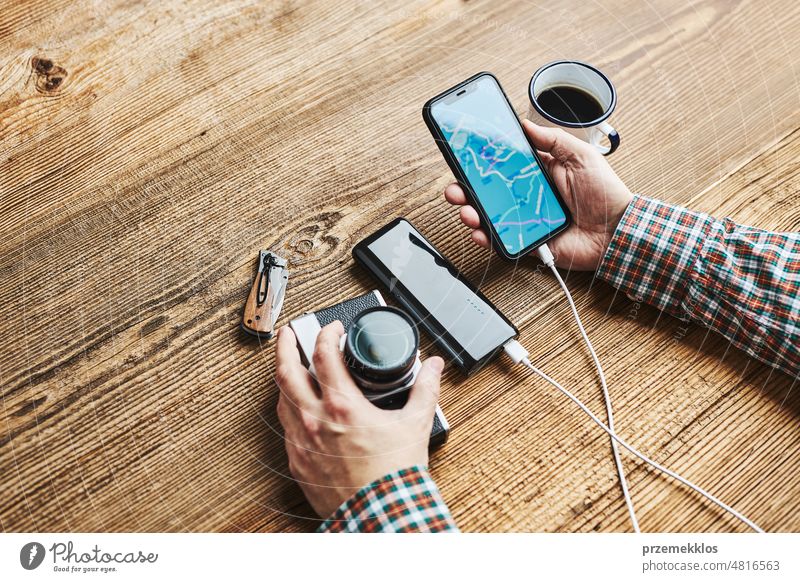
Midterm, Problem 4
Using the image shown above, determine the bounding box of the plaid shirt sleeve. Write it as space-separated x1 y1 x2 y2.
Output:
317 465 458 533
597 195 800 378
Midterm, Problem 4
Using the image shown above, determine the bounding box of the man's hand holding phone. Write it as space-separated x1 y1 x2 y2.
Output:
445 120 633 271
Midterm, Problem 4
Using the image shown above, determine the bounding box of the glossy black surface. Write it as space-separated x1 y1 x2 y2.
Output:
353 218 518 375
345 306 418 382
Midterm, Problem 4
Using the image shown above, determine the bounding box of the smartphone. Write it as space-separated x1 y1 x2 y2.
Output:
353 218 518 375
423 72 571 260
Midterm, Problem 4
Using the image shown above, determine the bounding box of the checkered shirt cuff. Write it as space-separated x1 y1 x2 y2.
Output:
597 195 714 315
597 194 800 377
317 466 458 533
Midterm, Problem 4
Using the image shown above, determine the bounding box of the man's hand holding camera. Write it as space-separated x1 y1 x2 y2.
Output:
275 321 445 518
274 121 635 521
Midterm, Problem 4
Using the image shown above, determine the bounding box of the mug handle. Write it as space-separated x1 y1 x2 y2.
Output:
590 121 620 156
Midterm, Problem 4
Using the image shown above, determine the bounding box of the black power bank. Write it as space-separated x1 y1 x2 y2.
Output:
352 218 518 375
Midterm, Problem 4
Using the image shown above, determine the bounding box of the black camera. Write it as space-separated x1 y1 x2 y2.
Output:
289 291 449 446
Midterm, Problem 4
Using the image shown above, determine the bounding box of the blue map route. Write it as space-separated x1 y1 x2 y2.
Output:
432 75 566 254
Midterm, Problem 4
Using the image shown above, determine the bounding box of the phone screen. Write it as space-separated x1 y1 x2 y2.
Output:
354 218 517 374
429 74 567 256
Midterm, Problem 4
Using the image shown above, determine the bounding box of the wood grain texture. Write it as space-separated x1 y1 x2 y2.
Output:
1 0 799 532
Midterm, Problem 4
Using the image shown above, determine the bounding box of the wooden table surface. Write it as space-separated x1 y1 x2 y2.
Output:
2 0 799 533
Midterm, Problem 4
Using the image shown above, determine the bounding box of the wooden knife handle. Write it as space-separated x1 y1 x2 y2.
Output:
241 272 275 338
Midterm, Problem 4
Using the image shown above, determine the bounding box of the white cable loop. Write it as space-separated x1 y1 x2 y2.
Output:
509 243 763 533
545 256 639 531
518 356 764 533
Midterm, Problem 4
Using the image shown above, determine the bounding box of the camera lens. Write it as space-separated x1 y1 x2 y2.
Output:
345 306 419 390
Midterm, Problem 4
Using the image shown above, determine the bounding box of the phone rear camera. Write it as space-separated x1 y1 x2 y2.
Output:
345 306 418 390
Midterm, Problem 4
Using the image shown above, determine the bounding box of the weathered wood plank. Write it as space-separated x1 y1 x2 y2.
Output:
1 0 798 532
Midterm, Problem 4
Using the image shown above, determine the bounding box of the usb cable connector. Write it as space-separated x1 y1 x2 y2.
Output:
536 243 555 267
502 339 529 365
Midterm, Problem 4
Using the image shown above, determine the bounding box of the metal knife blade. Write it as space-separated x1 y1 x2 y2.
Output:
269 255 289 330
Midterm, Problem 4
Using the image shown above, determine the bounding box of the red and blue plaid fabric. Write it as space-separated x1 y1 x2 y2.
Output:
318 465 458 532
597 195 799 378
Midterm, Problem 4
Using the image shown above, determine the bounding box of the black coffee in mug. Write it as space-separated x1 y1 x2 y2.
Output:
528 61 620 155
536 85 605 124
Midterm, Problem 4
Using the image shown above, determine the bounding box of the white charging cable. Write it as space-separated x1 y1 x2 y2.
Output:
505 339 764 532
535 244 639 532
504 243 764 533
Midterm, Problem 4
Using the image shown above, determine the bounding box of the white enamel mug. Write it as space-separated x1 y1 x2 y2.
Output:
528 60 620 155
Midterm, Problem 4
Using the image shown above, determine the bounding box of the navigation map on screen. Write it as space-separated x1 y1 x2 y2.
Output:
430 75 567 255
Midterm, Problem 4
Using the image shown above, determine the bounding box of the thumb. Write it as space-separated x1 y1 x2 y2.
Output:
522 119 592 160
404 356 443 416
